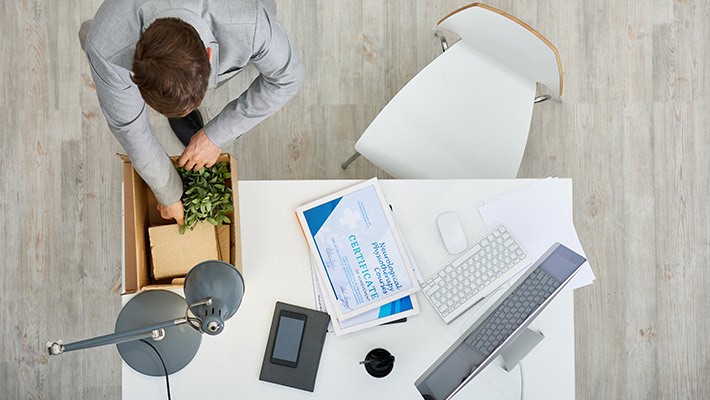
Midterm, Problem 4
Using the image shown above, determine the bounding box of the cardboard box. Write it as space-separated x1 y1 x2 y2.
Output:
121 153 242 293
149 222 219 280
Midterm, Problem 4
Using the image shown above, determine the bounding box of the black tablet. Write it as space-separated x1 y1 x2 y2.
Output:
260 302 330 392
270 310 307 368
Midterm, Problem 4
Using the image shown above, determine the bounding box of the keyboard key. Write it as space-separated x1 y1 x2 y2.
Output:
424 284 440 295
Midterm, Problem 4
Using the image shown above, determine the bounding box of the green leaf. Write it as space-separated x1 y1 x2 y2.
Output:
177 161 232 229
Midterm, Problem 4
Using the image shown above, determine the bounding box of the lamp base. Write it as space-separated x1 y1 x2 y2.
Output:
115 290 201 376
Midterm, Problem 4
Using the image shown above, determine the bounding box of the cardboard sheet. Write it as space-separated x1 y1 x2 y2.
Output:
149 222 219 280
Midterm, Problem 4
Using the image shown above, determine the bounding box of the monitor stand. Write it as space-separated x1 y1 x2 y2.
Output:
499 328 544 372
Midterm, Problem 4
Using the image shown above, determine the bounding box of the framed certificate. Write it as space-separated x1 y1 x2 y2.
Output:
296 178 420 321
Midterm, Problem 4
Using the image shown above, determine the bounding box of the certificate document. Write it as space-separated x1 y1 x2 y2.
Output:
309 253 420 335
296 178 420 320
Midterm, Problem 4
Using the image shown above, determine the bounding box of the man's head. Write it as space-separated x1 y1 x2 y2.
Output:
132 18 211 117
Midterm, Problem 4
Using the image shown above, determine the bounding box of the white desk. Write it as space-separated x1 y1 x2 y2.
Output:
123 179 575 399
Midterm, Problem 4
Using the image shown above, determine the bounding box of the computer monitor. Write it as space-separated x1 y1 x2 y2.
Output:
415 243 586 400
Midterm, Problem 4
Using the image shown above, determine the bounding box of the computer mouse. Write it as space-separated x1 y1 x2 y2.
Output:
436 211 467 255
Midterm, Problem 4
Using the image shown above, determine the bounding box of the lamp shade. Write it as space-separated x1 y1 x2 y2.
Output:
184 260 245 335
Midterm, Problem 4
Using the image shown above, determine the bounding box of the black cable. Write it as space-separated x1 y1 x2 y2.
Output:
139 339 172 400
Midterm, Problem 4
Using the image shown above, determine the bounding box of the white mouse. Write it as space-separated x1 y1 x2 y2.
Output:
436 211 467 255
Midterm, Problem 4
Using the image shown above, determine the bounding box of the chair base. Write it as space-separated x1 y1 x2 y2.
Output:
341 152 361 169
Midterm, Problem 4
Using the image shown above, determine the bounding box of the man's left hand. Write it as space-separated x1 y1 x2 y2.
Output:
178 129 221 170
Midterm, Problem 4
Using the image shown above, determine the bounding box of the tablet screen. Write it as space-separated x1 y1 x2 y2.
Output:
271 311 307 367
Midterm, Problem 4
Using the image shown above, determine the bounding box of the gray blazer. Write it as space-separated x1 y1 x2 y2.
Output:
85 0 304 205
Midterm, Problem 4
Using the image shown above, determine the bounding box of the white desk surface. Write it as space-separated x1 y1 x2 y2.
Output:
123 179 574 400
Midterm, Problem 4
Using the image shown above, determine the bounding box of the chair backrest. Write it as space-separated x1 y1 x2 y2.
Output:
438 3 562 96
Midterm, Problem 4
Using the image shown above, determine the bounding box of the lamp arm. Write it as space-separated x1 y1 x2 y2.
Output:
48 317 188 356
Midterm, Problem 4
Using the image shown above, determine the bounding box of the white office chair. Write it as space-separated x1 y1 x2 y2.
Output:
342 3 562 178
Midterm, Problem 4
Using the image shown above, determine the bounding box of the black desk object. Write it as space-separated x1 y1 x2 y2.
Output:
259 302 330 392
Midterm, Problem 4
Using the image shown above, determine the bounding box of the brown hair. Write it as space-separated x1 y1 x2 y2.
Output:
131 18 210 117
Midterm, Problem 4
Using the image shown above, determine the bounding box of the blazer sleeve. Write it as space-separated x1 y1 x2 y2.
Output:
85 40 183 206
202 3 305 148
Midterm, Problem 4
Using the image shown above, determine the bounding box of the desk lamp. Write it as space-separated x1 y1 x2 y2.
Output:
47 260 244 376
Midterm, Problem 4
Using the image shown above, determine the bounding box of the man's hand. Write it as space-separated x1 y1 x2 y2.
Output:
157 200 185 226
178 129 221 171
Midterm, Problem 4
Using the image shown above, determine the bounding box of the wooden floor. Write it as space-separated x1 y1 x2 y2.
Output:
1 0 708 398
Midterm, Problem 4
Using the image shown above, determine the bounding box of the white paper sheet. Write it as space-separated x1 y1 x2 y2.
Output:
478 178 596 290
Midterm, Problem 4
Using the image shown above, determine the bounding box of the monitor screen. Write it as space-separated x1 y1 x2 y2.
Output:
415 244 586 400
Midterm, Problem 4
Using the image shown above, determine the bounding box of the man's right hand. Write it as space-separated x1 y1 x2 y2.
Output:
157 200 185 226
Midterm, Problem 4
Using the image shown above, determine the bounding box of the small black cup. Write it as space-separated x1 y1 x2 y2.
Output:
361 348 395 378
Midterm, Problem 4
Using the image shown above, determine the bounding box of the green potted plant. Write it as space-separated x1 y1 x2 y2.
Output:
177 162 233 234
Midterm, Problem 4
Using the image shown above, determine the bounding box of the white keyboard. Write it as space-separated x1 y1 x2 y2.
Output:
421 225 530 324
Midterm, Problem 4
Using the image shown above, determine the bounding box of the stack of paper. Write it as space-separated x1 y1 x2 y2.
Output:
478 178 595 291
296 178 421 335
310 254 419 335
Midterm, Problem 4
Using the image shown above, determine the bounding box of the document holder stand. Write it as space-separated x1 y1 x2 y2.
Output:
499 328 544 372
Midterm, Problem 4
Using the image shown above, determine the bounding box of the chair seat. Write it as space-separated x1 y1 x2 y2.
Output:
355 41 537 179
